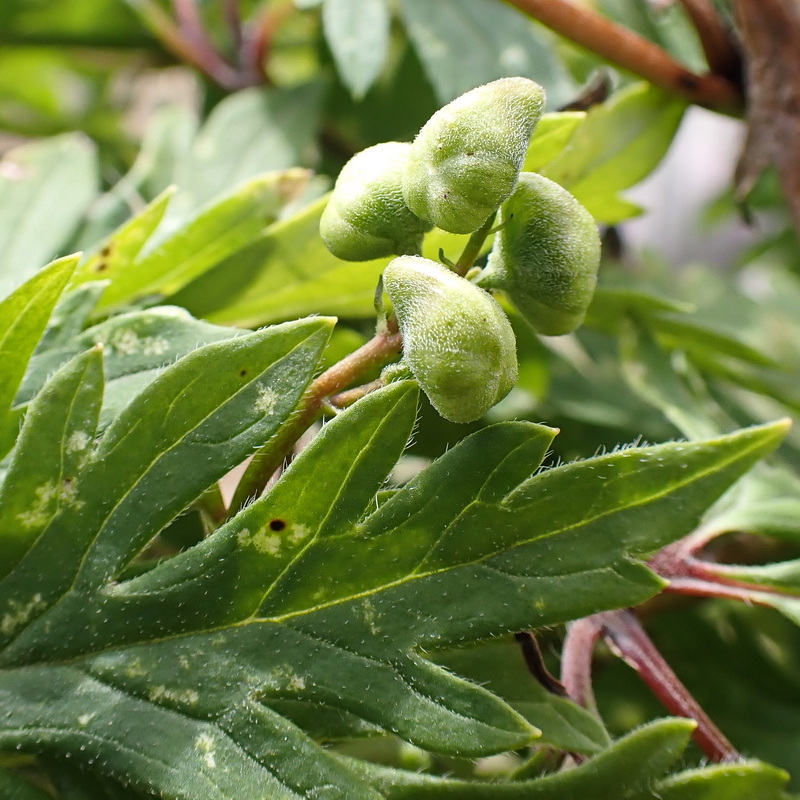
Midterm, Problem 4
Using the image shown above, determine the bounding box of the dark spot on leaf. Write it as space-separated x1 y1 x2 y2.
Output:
240 369 248 376
100 244 113 258
94 261 108 272
269 518 286 532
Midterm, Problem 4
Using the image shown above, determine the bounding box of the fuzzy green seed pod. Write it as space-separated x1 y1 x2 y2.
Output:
320 142 433 262
383 255 517 423
403 77 545 235
477 172 601 336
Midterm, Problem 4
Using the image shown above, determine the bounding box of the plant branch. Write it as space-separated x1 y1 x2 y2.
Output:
561 616 604 712
222 0 244 54
170 0 243 88
515 631 568 697
675 0 742 81
600 610 739 762
502 0 742 111
454 213 497 276
227 319 403 516
241 0 295 86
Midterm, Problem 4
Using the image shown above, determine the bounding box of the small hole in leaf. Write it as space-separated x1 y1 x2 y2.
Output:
269 519 286 532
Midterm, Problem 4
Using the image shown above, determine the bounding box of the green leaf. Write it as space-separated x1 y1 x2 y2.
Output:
170 84 324 217
0 316 334 657
35 281 107 352
524 111 585 173
0 348 103 580
0 135 97 296
434 639 611 754
0 766 52 800
19 306 247 426
342 718 696 797
81 170 311 312
0 365 787 795
541 83 686 223
619 318 722 440
172 194 389 326
655 761 789 799
0 255 77 457
398 0 574 105
323 0 391 99
74 187 174 286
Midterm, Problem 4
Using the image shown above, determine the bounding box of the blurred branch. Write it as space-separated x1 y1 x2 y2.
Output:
675 0 741 81
502 0 742 112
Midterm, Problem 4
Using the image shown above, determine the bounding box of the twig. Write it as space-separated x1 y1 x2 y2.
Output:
222 0 244 54
241 0 295 86
515 631 568 697
227 319 403 516
170 0 243 88
454 213 497 276
675 0 741 81
502 0 742 111
561 617 604 712
600 610 739 763
329 379 385 409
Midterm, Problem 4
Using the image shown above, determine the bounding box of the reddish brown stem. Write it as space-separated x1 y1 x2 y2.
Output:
600 610 739 763
561 617 604 712
241 0 294 86
676 0 742 81
170 0 243 88
227 321 403 516
515 631 568 698
502 0 742 111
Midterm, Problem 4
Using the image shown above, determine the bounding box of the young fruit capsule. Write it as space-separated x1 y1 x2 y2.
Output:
383 255 518 423
477 172 601 336
320 142 433 262
403 77 545 235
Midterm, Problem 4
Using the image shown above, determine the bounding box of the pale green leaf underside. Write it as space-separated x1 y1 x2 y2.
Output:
0 135 97 297
323 0 391 99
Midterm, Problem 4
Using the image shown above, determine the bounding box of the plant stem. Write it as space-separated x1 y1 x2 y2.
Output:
676 0 742 81
454 213 497 276
515 631 568 697
222 0 244 54
600 609 739 762
561 617 604 712
241 0 295 86
227 319 403 516
502 0 742 111
170 0 243 88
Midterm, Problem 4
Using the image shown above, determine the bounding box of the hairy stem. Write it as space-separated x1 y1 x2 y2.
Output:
227 319 403 516
454 212 497 276
502 0 742 111
561 617 604 712
600 609 739 762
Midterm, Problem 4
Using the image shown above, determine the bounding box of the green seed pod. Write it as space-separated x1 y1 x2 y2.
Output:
320 142 433 262
403 77 545 235
477 172 601 336
383 255 518 423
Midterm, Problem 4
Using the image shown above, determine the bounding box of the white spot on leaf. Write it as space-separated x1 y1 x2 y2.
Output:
195 733 216 769
2 593 45 635
148 685 200 706
66 431 91 453
254 384 278 415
